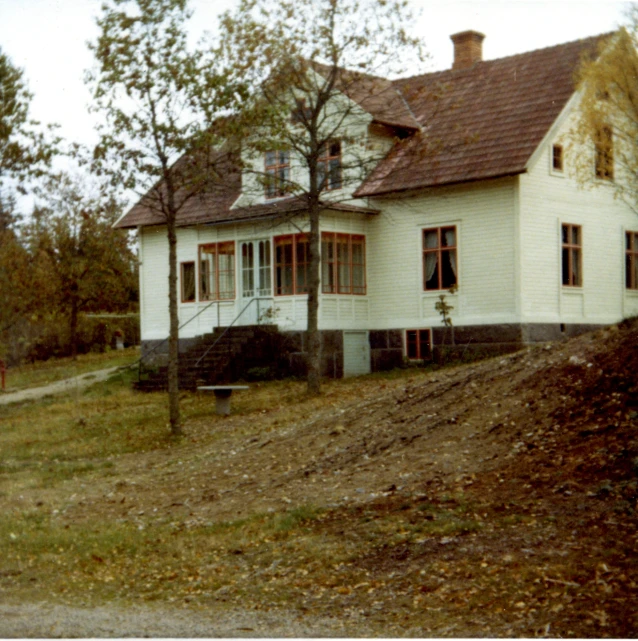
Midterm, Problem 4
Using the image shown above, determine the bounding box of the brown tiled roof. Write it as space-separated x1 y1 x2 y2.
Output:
117 33 610 228
355 34 610 197
115 165 378 229
311 61 420 130
114 149 242 229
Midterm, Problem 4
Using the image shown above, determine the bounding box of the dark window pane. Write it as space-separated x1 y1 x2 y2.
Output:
562 248 570 285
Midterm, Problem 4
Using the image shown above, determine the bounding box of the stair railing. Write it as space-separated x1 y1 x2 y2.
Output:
194 297 273 367
133 298 225 381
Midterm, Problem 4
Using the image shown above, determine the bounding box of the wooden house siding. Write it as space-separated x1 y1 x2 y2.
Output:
366 179 518 331
520 122 638 325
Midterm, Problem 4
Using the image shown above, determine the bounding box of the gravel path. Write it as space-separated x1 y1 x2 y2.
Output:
0 367 121 406
0 602 359 637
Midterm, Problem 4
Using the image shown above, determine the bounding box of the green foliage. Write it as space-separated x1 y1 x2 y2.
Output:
0 46 59 192
87 0 247 435
573 18 638 209
20 172 138 359
219 0 427 395
24 313 139 363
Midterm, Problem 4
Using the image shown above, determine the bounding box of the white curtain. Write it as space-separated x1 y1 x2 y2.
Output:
424 231 438 282
444 229 457 277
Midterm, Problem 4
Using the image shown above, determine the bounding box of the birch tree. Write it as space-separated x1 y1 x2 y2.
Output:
574 15 638 210
220 0 426 395
87 0 243 435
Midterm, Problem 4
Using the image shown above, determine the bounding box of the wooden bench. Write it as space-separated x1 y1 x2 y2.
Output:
197 385 249 415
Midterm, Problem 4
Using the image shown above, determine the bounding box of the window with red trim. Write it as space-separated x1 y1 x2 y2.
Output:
561 224 582 287
318 141 342 191
321 233 366 295
274 234 308 295
423 226 458 291
552 144 564 172
199 242 235 301
180 261 196 303
265 150 290 198
626 231 638 290
406 329 431 360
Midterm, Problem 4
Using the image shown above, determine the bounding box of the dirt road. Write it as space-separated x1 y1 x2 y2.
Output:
0 367 120 406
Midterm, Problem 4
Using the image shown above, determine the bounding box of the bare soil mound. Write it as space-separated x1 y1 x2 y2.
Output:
5 319 637 636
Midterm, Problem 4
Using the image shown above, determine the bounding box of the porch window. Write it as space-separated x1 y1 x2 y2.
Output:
561 224 582 287
265 150 290 198
321 232 366 295
199 242 236 301
423 226 458 291
627 231 638 290
318 140 342 191
274 234 309 295
406 329 431 360
180 261 196 303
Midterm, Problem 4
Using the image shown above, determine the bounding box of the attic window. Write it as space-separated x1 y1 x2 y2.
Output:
291 98 312 124
594 126 614 181
265 150 290 198
552 144 564 172
318 141 342 191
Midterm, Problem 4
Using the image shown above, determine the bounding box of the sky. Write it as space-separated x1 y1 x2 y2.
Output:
0 0 631 159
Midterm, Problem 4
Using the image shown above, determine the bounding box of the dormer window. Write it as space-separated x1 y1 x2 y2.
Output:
291 98 312 125
265 150 290 199
318 140 342 191
594 126 614 181
552 144 564 172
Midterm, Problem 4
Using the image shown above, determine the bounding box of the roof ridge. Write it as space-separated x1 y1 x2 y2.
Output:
394 31 613 86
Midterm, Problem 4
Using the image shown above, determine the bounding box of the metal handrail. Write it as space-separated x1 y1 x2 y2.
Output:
130 297 226 375
194 297 274 367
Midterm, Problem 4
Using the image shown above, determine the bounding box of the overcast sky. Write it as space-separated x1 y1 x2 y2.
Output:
0 0 630 154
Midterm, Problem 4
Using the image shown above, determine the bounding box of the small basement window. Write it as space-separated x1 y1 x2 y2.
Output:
406 329 431 361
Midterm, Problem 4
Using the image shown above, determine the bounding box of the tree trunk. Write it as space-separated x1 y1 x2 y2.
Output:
166 215 181 436
306 196 321 396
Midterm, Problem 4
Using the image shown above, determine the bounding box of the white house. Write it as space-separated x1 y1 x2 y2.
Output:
116 30 638 380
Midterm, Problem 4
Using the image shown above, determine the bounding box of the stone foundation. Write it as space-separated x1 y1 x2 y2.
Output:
139 322 606 380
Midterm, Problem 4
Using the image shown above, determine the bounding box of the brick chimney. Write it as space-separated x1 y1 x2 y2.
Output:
450 30 485 70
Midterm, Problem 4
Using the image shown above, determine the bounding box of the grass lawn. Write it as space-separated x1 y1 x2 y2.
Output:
0 336 636 637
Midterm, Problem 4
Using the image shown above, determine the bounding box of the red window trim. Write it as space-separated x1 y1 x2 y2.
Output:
552 144 564 172
180 261 196 303
321 232 366 295
405 329 432 360
318 140 342 192
198 241 236 301
265 150 290 199
626 231 638 290
423 226 458 291
561 224 582 288
274 234 309 296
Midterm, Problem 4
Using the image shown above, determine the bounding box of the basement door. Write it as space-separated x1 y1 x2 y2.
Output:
343 331 371 377
240 240 273 325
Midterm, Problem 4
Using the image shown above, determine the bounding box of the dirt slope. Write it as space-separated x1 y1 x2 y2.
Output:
10 319 638 636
